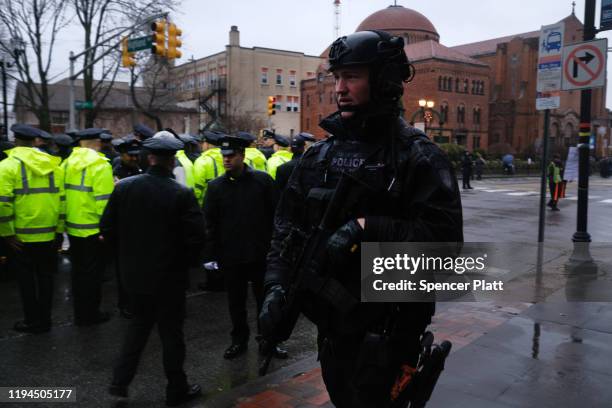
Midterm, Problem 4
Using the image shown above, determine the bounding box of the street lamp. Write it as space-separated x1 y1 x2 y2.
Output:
418 99 435 134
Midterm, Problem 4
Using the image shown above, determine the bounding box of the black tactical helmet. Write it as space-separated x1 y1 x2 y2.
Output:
328 30 414 104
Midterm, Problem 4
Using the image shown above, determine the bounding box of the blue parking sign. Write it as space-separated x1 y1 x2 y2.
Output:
601 0 612 30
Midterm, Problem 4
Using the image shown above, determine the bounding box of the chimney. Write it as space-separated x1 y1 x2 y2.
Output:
229 26 240 47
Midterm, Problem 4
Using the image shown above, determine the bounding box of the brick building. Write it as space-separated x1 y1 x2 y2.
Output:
301 5 609 156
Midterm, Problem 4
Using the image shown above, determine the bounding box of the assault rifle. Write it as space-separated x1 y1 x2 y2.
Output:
259 170 366 376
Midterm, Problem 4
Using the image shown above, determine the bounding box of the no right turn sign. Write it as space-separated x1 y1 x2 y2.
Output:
562 38 608 91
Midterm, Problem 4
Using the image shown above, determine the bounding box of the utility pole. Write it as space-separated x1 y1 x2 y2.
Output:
571 0 595 262
1 59 8 140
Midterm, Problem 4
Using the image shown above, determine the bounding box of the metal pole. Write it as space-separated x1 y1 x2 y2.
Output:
538 109 550 242
69 51 76 130
572 0 595 244
1 61 8 140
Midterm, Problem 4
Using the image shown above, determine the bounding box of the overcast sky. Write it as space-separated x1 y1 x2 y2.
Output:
39 0 612 108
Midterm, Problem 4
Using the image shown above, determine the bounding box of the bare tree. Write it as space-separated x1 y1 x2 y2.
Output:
71 0 179 128
221 88 267 134
0 0 68 131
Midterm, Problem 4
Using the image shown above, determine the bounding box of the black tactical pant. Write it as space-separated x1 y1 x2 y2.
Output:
319 327 425 408
11 241 57 327
462 169 472 189
224 261 265 344
112 290 188 393
69 234 104 323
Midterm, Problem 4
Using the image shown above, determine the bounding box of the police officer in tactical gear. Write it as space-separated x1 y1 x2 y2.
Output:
260 30 463 407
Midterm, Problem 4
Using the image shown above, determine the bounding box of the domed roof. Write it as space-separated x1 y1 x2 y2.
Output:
356 5 438 38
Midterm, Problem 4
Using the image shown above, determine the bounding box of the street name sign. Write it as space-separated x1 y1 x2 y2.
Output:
562 38 607 91
74 100 93 110
127 36 152 52
536 22 564 110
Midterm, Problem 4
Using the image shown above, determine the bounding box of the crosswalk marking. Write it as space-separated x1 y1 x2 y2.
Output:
600 199 612 204
482 189 515 193
565 195 602 201
507 192 538 196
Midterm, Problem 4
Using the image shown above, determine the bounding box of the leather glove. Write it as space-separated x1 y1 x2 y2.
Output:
326 219 363 266
259 284 286 340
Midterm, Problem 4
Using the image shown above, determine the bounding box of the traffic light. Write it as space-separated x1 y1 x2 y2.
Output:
167 23 182 59
121 37 136 68
151 19 166 57
267 96 276 116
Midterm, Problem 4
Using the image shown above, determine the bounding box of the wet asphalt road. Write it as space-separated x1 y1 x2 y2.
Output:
0 175 611 407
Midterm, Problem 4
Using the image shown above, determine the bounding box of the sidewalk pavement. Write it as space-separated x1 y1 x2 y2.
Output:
202 289 612 407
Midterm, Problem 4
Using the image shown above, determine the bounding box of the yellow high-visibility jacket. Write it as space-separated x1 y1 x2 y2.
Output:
0 147 65 242
62 147 114 237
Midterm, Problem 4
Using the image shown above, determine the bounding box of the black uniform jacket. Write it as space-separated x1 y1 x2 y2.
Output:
100 166 205 295
265 112 463 335
203 165 279 268
275 153 302 191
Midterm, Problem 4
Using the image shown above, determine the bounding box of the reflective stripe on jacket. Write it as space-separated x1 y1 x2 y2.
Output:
0 147 65 242
63 147 114 237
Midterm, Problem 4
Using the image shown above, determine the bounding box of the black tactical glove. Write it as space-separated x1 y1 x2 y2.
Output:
326 219 363 266
259 284 286 340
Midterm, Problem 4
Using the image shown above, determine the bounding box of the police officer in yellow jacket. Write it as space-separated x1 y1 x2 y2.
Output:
63 127 114 326
193 131 224 207
0 124 65 333
266 134 293 179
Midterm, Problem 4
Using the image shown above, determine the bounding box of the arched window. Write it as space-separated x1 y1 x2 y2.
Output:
473 106 481 124
438 76 443 90
455 78 460 92
440 102 449 123
457 104 465 124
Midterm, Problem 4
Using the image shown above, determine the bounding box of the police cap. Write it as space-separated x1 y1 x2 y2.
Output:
100 132 113 141
297 132 316 142
178 134 199 146
11 124 52 140
273 134 290 147
201 130 224 145
115 136 141 155
53 133 74 147
75 127 109 140
143 130 184 155
262 129 275 139
235 131 256 143
219 135 250 156
133 123 155 139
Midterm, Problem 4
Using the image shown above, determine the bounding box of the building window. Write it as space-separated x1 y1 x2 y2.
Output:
318 92 323 103
286 96 292 112
440 103 449 123
480 81 485 95
455 78 460 92
457 105 465 124
276 69 283 85
317 72 324 83
306 94 310 107
261 68 268 85
446 77 452 91
293 97 299 112
275 95 283 111
473 107 481 124
473 135 481 149
199 72 207 88
289 70 296 87
438 76 443 90
463 79 469 93
286 96 299 112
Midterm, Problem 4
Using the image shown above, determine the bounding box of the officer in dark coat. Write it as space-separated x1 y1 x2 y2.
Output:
275 133 308 191
203 136 286 360
100 131 118 161
112 136 143 181
133 123 155 171
258 129 275 159
461 151 474 189
259 31 463 407
101 132 205 406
